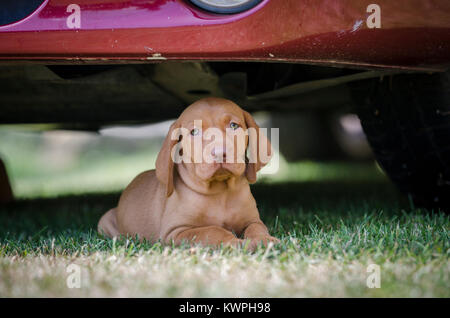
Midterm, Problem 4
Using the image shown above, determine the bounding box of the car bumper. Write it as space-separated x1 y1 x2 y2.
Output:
0 0 449 71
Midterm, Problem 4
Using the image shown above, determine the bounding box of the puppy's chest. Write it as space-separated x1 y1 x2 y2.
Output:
193 197 247 232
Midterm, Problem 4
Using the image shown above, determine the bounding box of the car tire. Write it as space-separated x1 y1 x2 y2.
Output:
189 0 262 14
0 0 46 26
352 70 450 211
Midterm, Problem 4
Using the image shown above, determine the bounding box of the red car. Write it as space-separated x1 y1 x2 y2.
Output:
0 0 450 209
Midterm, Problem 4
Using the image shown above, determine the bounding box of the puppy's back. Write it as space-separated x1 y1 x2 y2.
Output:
116 170 165 242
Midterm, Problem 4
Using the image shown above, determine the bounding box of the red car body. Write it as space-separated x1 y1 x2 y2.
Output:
0 0 449 71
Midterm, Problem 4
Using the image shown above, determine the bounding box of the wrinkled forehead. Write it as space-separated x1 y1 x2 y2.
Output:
179 99 245 127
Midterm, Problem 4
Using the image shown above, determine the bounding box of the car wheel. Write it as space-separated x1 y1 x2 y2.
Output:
0 0 46 26
352 70 450 210
189 0 262 14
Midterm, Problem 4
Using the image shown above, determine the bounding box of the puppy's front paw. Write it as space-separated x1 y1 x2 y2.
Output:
222 238 246 248
249 235 280 250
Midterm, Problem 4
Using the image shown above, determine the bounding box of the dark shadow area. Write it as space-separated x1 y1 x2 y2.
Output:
0 192 120 241
0 180 409 242
253 180 406 213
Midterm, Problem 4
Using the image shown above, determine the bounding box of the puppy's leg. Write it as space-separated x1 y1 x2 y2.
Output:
98 208 120 238
171 226 245 248
0 158 13 204
243 221 280 248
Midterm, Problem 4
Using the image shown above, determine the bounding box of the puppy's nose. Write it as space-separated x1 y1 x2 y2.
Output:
211 147 226 162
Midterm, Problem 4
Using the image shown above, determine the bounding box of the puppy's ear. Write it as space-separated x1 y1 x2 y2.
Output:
243 110 272 184
156 121 181 197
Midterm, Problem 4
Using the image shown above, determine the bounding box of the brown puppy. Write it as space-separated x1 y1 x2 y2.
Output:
98 98 279 249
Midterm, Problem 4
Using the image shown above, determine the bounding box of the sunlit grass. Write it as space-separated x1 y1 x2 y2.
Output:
0 193 448 297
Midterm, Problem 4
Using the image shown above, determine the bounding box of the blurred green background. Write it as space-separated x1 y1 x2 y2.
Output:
0 125 386 199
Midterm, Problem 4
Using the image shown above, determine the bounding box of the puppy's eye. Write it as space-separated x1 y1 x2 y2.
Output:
230 122 240 130
191 128 200 136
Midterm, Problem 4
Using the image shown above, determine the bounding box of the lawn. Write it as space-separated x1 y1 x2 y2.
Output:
0 129 448 297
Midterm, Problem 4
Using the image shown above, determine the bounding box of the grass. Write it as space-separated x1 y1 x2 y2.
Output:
0 129 449 297
0 180 448 297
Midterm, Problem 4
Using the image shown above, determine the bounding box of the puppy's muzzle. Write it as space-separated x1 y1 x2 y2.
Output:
211 146 227 163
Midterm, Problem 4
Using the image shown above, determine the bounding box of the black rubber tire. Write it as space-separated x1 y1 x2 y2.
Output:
189 0 262 14
352 71 450 211
0 0 45 26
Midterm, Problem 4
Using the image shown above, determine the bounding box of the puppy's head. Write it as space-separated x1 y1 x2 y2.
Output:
156 98 271 196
